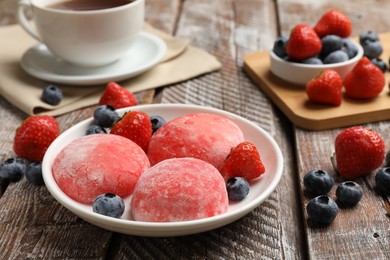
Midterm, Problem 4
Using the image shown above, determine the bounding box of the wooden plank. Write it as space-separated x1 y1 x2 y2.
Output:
112 0 305 259
277 0 390 259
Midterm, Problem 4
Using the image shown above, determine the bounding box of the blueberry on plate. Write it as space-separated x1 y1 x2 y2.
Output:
306 195 339 225
226 177 250 201
341 39 358 59
321 35 343 57
303 169 334 195
41 85 63 105
375 167 390 194
336 181 363 206
272 35 288 59
93 105 119 128
0 157 26 182
86 124 107 135
26 161 44 186
150 115 166 134
93 193 125 218
370 58 388 73
323 50 349 64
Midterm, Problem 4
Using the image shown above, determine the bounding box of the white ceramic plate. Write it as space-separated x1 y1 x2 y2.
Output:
20 32 167 86
42 104 284 237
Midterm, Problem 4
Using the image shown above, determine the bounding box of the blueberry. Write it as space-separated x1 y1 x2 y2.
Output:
361 40 383 59
341 39 358 59
150 115 166 134
301 57 323 65
323 50 349 64
41 85 63 105
226 177 250 201
370 58 388 73
92 193 125 218
0 157 26 182
306 195 339 225
321 35 343 57
336 181 363 206
93 105 119 128
359 30 380 45
272 35 288 58
86 124 107 135
303 169 334 195
26 162 44 186
375 167 390 194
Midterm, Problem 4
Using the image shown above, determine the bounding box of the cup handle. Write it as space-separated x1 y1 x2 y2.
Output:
17 0 42 41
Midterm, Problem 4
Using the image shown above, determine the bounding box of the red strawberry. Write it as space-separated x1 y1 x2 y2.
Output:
99 82 138 109
221 141 265 181
110 111 152 152
13 115 60 161
314 10 352 38
306 69 343 106
335 126 385 180
286 24 322 61
344 57 385 99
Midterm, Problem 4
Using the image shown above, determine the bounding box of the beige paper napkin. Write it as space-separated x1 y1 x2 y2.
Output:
0 23 221 116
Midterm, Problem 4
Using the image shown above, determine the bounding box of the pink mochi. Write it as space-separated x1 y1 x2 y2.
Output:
52 134 150 204
147 113 244 171
131 157 229 222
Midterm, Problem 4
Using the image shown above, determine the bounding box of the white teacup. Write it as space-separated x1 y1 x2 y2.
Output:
18 0 144 67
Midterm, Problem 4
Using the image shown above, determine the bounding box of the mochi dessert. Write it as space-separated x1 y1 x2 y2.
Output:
147 113 244 171
131 157 229 222
52 134 150 204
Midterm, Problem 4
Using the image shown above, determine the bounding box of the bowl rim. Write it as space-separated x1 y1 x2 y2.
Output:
269 40 364 69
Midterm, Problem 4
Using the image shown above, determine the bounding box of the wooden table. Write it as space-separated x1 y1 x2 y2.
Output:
0 0 389 259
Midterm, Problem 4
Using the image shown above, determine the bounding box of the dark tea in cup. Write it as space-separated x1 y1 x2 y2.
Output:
47 0 134 11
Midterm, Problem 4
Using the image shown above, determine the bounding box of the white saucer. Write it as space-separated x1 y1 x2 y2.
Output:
20 32 167 86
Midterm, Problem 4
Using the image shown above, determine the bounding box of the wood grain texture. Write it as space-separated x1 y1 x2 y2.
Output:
277 0 390 259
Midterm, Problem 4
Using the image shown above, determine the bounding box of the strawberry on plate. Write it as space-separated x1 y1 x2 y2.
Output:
286 24 322 61
314 9 352 38
99 82 138 109
13 115 60 161
221 141 265 181
110 111 152 152
335 126 385 180
306 69 343 106
343 57 385 99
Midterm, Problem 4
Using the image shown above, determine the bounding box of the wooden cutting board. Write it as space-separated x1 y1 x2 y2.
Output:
243 33 390 131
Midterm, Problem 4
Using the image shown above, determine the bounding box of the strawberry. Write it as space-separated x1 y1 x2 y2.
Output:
13 115 60 161
110 111 152 152
314 10 352 38
306 70 343 106
286 24 322 61
335 126 385 180
99 82 138 109
221 141 265 181
343 57 385 99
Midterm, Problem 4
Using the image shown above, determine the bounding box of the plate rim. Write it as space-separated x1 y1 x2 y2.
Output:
20 32 167 85
42 104 284 236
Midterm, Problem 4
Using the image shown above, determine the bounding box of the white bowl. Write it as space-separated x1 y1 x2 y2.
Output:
42 104 284 237
269 41 363 86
